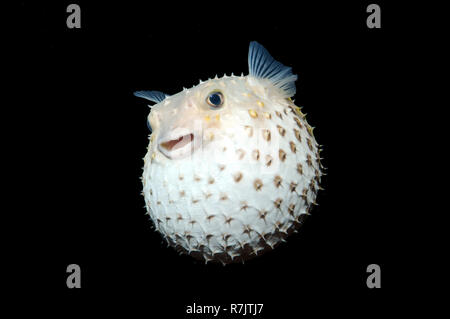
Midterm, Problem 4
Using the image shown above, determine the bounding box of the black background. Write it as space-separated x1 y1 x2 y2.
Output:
14 1 422 317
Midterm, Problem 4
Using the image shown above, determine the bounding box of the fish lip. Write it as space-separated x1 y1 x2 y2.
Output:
157 131 196 159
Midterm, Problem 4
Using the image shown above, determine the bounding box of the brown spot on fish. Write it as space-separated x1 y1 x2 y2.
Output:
306 154 313 167
274 198 283 209
234 172 243 183
225 217 234 225
194 175 201 182
290 182 298 193
277 125 286 137
179 190 186 197
307 138 314 151
240 202 249 211
302 188 308 200
279 149 287 162
289 141 296 153
265 155 273 167
263 112 272 119
242 225 253 237
258 210 268 221
294 117 303 129
294 128 302 142
310 181 316 193
220 194 229 201
204 192 212 199
275 111 283 119
274 175 282 188
297 163 303 175
236 149 246 160
248 109 258 118
208 177 215 184
254 179 263 191
206 215 216 222
218 164 226 171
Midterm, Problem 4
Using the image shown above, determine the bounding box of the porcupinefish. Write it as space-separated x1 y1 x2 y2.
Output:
135 41 323 264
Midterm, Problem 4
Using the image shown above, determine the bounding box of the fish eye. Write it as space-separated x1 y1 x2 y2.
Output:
206 91 224 109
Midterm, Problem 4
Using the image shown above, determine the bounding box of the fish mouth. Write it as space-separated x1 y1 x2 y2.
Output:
158 133 195 159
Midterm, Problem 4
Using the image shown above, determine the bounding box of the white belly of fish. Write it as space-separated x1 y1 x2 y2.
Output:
142 103 322 264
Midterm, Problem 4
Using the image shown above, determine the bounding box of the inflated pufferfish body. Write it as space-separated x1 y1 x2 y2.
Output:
136 42 323 264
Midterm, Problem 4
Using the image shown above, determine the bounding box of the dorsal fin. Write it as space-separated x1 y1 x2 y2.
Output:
134 90 169 104
248 41 298 98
